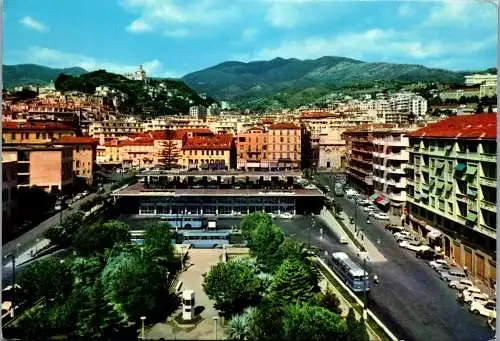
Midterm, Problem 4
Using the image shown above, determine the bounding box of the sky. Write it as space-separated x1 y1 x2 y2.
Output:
4 0 498 78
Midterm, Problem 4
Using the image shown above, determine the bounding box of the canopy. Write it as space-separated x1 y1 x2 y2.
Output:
370 194 379 200
465 165 477 176
467 189 477 198
420 193 429 200
467 212 478 221
375 196 385 203
436 182 445 191
379 199 390 206
436 161 445 169
429 179 435 187
445 184 453 192
455 163 466 172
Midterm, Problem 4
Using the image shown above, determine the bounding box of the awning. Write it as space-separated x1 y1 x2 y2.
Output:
421 193 429 200
445 184 453 192
429 179 435 187
370 194 379 200
436 161 445 169
467 189 477 198
467 212 478 221
465 165 477 176
436 182 444 191
379 199 390 206
376 196 385 203
428 230 442 239
455 163 466 172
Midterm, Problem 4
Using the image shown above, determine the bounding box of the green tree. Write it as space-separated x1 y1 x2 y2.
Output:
101 250 174 321
240 212 272 240
203 260 262 318
18 257 73 304
282 304 347 341
246 299 284 341
249 223 284 272
144 221 174 260
73 220 131 257
318 287 342 315
71 256 105 287
346 308 369 341
227 307 256 341
76 278 132 339
268 259 317 304
276 237 307 263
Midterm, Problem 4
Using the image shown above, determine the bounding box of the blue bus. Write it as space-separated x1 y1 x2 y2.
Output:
159 215 208 229
330 252 370 293
182 230 230 249
129 230 177 245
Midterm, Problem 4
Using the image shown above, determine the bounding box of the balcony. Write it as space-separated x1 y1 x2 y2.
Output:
480 176 496 188
476 224 496 240
479 199 496 213
389 192 406 201
386 166 406 175
479 153 496 163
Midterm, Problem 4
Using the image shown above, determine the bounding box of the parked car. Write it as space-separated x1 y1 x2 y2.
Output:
459 286 482 302
440 268 466 282
400 240 430 252
449 278 474 291
488 317 496 332
369 210 380 217
470 300 496 318
339 236 349 245
465 292 489 305
394 231 411 239
82 190 89 196
416 249 437 260
429 259 449 270
279 212 293 219
375 213 390 220
395 235 413 244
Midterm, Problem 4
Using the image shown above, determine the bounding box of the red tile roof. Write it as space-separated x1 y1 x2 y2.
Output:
301 112 335 119
268 122 300 130
183 134 233 150
261 118 274 124
121 139 154 147
3 121 76 131
408 113 496 139
53 136 98 145
244 127 265 133
174 128 213 140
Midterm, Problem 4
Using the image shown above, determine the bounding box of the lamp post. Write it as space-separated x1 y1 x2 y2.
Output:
140 316 146 340
213 316 219 340
59 194 64 226
16 243 21 259
35 238 40 255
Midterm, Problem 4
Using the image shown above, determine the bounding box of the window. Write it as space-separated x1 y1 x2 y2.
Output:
11 133 16 140
468 142 478 153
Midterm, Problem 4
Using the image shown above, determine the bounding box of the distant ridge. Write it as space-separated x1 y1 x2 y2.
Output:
3 64 87 88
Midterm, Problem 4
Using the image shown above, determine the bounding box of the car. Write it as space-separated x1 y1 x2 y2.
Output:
369 211 380 217
429 259 448 270
363 206 374 212
395 235 413 243
416 249 437 260
459 286 482 302
465 292 489 305
279 212 293 219
394 231 411 239
449 278 474 291
440 268 466 282
74 194 82 201
375 213 390 220
339 236 349 245
386 225 405 234
82 190 89 196
488 317 496 332
470 300 496 318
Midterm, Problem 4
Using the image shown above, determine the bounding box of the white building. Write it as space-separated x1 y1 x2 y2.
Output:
464 74 497 86
189 106 207 119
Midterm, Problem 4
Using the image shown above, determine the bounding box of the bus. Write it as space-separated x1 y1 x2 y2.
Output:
330 252 370 293
182 230 230 249
334 183 344 197
159 215 208 229
129 230 177 245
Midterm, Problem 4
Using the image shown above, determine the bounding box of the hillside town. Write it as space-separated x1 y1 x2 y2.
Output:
2 66 498 341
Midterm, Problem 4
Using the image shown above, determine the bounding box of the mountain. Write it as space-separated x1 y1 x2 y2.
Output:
54 70 213 116
181 56 477 101
3 64 87 88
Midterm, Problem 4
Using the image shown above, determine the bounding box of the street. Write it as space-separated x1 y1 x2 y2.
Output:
333 195 490 341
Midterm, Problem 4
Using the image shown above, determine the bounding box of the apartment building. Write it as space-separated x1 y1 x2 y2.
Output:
189 106 207 119
372 127 414 215
2 146 73 194
2 121 78 145
88 119 144 140
181 134 235 170
121 139 155 168
343 124 395 193
464 74 497 86
406 113 496 287
53 136 98 185
235 127 267 170
267 123 302 170
386 93 427 123
96 139 122 165
439 88 480 101
3 161 18 227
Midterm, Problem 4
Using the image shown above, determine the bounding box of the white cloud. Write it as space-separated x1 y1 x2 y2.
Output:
397 4 414 17
244 28 494 62
127 18 153 33
266 2 302 28
241 28 258 41
425 0 496 26
19 16 48 32
122 0 240 36
23 46 180 78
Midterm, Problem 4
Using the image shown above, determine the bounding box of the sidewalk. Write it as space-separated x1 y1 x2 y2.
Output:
3 238 50 268
319 208 386 263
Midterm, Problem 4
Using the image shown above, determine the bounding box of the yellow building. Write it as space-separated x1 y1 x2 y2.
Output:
181 134 234 170
2 121 78 145
53 136 98 186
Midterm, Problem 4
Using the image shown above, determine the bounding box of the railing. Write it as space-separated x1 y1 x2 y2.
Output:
479 200 496 213
480 176 496 188
479 153 496 162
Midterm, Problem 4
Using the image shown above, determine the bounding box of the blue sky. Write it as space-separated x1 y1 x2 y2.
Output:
4 0 498 78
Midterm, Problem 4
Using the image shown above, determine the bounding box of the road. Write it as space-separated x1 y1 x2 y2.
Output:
334 195 490 341
2 183 114 267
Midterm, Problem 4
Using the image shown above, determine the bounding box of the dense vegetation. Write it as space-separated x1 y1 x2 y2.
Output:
3 64 87 88
203 212 369 341
8 220 180 340
54 70 214 116
182 56 491 106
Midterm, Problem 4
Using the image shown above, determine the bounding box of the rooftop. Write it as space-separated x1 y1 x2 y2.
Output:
183 134 233 150
3 121 76 131
53 136 98 145
268 122 301 130
408 113 496 139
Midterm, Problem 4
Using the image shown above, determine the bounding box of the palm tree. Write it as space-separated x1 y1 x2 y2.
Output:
226 310 251 340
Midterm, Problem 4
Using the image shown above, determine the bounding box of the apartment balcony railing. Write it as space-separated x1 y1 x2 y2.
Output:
389 192 406 201
407 178 414 186
479 153 496 163
476 224 496 239
386 166 407 174
386 152 409 161
479 199 496 213
351 147 373 154
479 176 496 188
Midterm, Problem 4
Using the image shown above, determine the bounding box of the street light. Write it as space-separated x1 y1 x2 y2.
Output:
35 238 40 255
16 243 21 259
213 316 219 340
140 316 146 340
